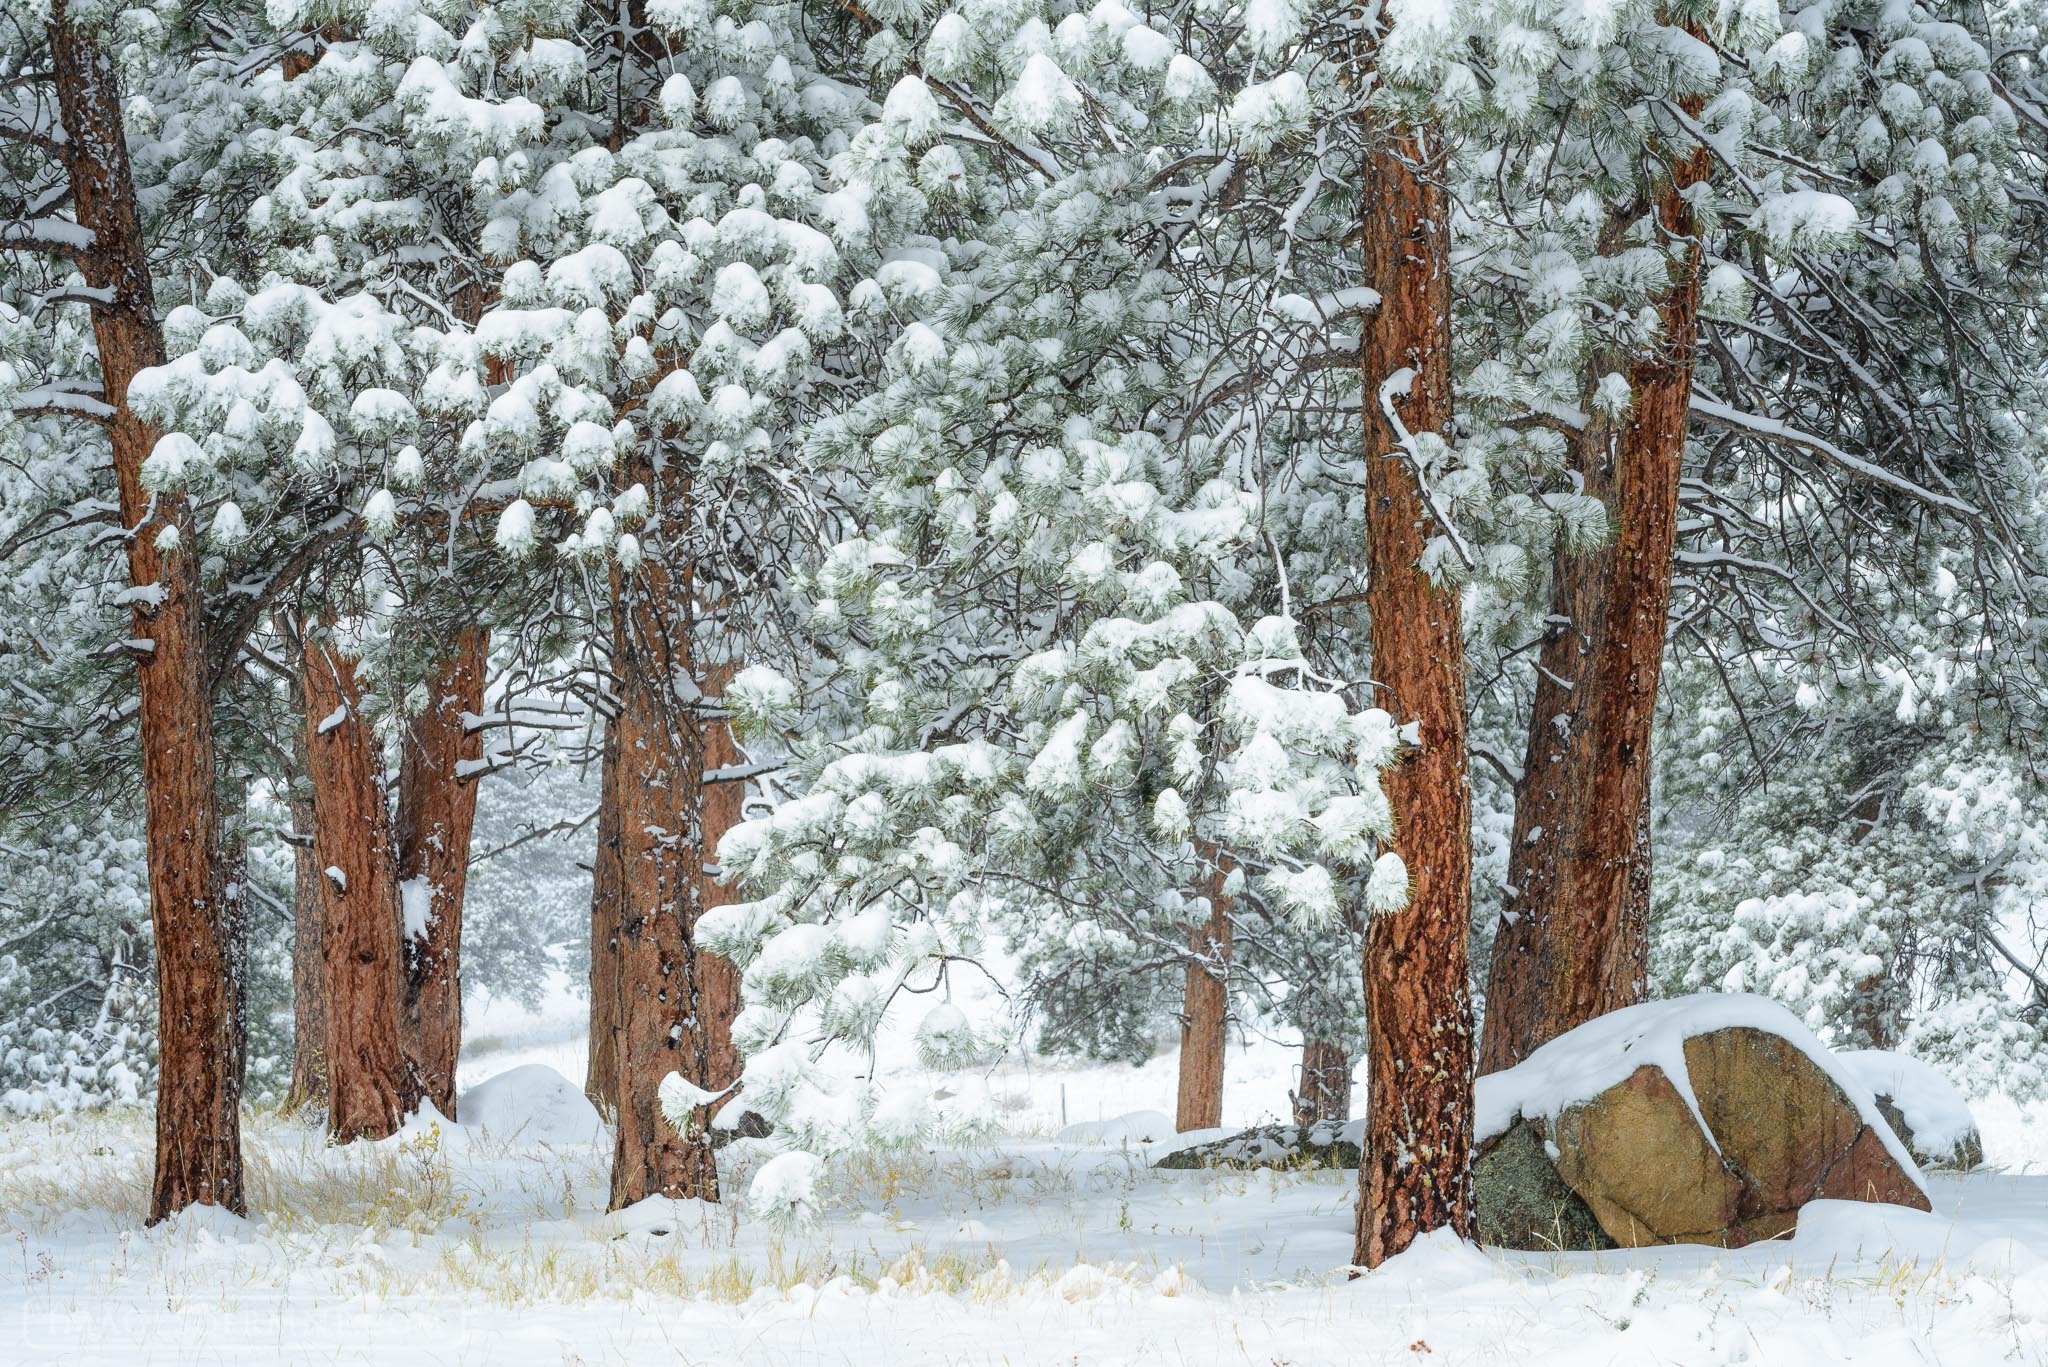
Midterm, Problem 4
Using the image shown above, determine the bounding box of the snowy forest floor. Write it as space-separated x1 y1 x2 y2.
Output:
4 980 2047 1365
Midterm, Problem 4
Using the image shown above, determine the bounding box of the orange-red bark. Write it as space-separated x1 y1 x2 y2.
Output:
607 467 729 1207
397 627 489 1118
300 639 416 1142
1175 846 1233 1133
50 3 244 1221
1355 100 1476 1267
1479 109 1712 1076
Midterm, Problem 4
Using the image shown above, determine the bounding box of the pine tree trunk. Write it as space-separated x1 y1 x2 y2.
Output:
1355 97 1476 1268
1175 845 1232 1133
1293 1039 1351 1126
284 648 329 1113
585 704 624 1116
49 4 243 1223
607 468 724 1208
286 782 329 1112
217 785 251 1096
300 637 416 1142
397 627 488 1118
1477 133 1711 1077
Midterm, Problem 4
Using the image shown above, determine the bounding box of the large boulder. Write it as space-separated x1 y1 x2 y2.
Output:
1153 1119 1361 1171
1477 995 1930 1249
1835 1049 1985 1172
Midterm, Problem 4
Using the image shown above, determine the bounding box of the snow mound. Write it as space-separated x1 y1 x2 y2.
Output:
1475 993 1924 1196
148 1201 256 1245
387 1099 458 1144
604 1195 719 1239
1793 1200 2047 1274
1361 1228 1499 1288
1836 1049 1979 1158
456 1064 605 1145
1055 1110 1176 1145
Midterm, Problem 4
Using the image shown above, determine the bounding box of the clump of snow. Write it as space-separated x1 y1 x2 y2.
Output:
456 1064 605 1145
1365 852 1409 915
494 498 538 557
379 1099 473 1155
1755 189 1857 252
912 1003 984 1069
1837 1049 1979 1154
997 54 1081 132
750 1150 826 1230
656 1072 737 1135
399 876 433 942
1476 993 1926 1195
879 75 942 143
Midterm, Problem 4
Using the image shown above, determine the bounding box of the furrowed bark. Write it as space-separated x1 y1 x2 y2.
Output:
48 3 243 1222
301 638 416 1142
217 786 251 1096
1294 1039 1351 1126
1477 105 1712 1076
1175 844 1233 1133
284 648 329 1113
397 627 489 1118
286 781 329 1112
608 466 725 1208
585 700 624 1116
1355 95 1476 1267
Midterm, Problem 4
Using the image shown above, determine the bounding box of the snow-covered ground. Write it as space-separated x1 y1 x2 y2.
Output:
3 979 2045 1365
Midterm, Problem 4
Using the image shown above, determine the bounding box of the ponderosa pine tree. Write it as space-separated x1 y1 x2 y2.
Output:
291 611 417 1140
1294 1038 1351 1125
397 625 489 1117
0 0 246 1220
606 461 724 1203
1505 0 2048 1079
129 0 610 1138
1174 845 1233 1132
1476 5 1724 1074
693 0 1457 1234
585 699 625 1116
283 640 330 1112
1352 33 1474 1269
1645 0 2048 1085
359 0 893 1202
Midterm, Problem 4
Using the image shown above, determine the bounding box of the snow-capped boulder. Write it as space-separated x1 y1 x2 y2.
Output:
1153 1119 1362 1171
1836 1049 1985 1171
456 1064 605 1145
1477 995 1929 1248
